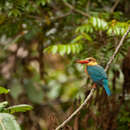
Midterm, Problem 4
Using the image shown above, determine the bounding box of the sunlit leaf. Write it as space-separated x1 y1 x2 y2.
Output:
0 101 8 112
66 45 71 54
71 35 83 43
44 43 83 55
52 45 58 54
59 45 66 56
0 87 10 94
5 104 33 114
0 113 21 130
82 33 93 41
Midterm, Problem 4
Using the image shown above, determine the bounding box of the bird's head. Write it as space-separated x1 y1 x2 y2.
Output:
76 57 98 66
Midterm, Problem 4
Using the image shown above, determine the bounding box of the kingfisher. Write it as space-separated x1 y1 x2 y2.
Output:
76 57 111 96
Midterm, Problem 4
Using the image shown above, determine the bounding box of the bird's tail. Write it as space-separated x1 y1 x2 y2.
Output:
103 79 111 96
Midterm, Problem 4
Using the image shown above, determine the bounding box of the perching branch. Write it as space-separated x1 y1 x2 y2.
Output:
55 26 130 130
55 88 94 130
62 0 90 17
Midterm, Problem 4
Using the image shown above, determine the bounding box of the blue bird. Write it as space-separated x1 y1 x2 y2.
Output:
76 57 111 96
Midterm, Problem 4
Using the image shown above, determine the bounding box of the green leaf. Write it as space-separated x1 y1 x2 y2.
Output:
71 35 83 43
121 28 125 35
44 43 83 55
66 45 71 54
8 9 21 17
107 28 113 36
97 18 101 29
92 17 97 27
76 24 94 34
58 45 66 56
78 43 83 52
44 46 51 53
82 33 93 41
5 104 33 114
37 0 46 6
90 17 108 31
0 87 10 94
71 44 76 54
114 27 120 35
52 45 58 54
0 101 8 110
75 44 80 53
0 113 21 130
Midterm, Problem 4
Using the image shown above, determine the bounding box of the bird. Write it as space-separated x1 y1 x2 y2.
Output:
76 57 111 96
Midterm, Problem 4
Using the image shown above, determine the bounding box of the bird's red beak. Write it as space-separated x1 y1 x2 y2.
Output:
76 60 89 64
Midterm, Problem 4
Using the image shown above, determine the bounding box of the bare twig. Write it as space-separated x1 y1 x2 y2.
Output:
55 26 130 130
50 11 72 21
110 0 120 13
27 11 72 22
86 0 90 12
63 0 90 17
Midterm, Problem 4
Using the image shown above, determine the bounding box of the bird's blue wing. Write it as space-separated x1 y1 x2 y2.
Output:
87 65 107 83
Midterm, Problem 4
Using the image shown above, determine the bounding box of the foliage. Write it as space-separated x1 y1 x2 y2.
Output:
3 104 33 114
0 0 130 129
45 17 129 56
44 43 84 55
77 18 130 36
0 87 9 94
0 87 33 129
117 104 130 130
0 113 21 130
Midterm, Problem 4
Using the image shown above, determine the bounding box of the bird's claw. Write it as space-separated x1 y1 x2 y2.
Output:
92 84 96 89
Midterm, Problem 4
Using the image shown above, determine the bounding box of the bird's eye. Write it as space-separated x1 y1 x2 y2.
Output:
88 59 91 62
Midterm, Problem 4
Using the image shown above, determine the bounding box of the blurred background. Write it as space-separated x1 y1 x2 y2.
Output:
0 0 130 130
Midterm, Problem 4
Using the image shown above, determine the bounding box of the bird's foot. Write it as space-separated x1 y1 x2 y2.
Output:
92 84 96 89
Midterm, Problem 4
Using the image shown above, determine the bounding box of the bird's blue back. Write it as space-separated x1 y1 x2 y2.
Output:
86 65 107 84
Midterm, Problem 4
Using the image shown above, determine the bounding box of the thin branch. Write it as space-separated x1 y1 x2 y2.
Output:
50 11 72 21
86 0 90 12
110 0 120 13
27 11 72 22
63 0 90 17
55 26 130 130
55 88 94 130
